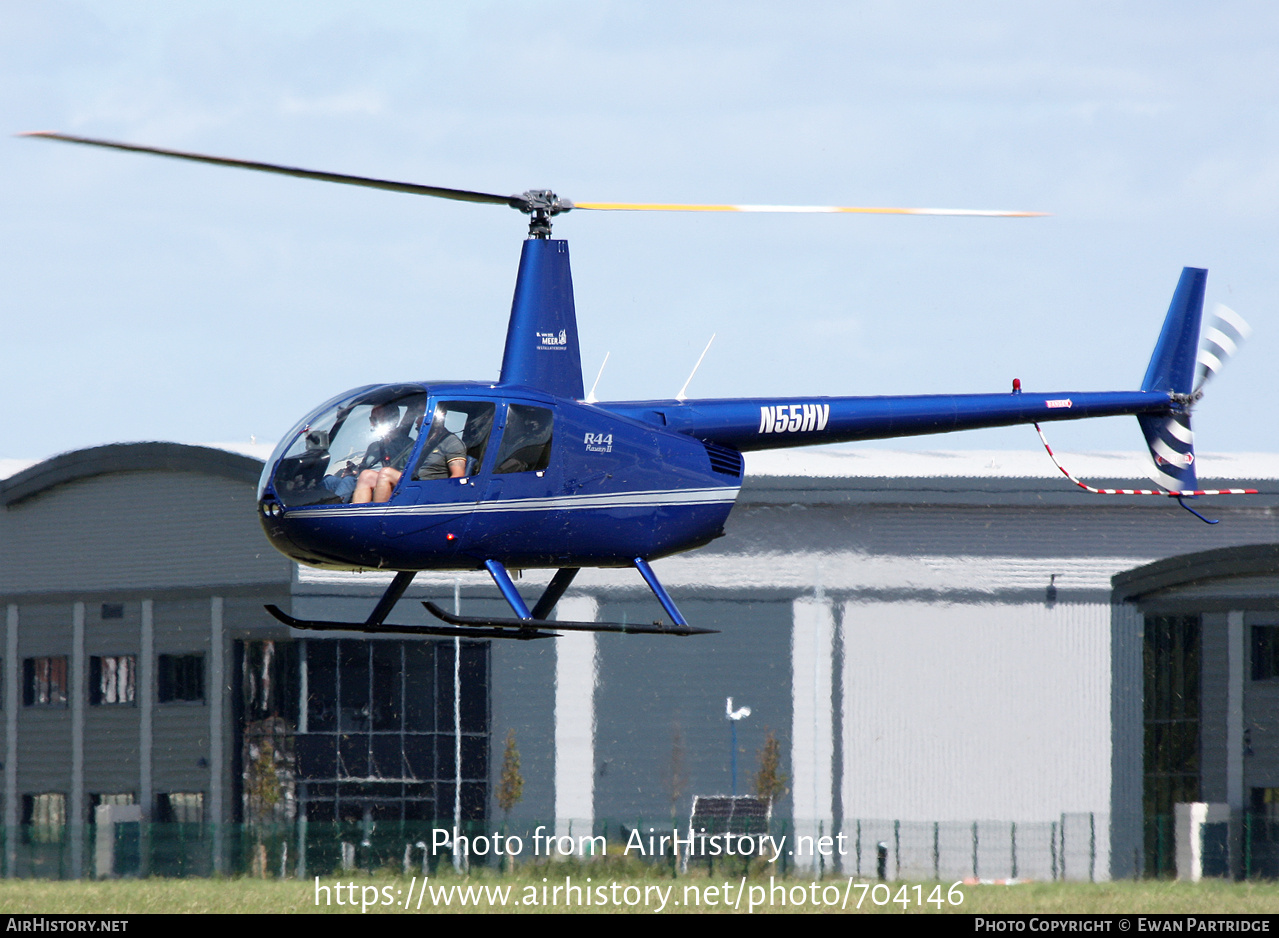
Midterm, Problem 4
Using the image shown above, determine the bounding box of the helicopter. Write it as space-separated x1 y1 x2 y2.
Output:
23 132 1256 641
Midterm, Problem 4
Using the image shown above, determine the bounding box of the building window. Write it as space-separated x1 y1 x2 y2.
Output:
241 641 300 825
23 657 68 707
21 793 66 843
90 656 136 706
155 792 203 824
1252 626 1279 681
101 603 124 620
293 639 489 824
157 654 203 703
89 793 136 823
1143 614 1201 877
90 792 135 807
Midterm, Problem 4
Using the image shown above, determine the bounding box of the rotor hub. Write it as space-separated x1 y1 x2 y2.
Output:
516 189 574 239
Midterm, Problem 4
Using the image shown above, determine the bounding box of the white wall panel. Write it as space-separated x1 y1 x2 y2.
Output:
555 597 597 845
842 601 1111 825
791 597 833 866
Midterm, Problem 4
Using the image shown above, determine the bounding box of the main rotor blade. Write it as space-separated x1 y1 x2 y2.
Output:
572 201 1047 217
21 132 1045 220
21 131 524 209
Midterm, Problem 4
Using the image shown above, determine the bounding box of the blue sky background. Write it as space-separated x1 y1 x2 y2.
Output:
3 2 1277 461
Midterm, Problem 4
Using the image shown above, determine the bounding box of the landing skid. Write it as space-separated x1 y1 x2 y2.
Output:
264 604 558 640
421 601 715 637
263 557 713 640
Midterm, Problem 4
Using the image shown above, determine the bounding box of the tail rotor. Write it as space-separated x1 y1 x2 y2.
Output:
1143 303 1250 492
1194 303 1252 395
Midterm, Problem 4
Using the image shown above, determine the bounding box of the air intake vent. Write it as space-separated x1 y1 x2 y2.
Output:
703 442 744 477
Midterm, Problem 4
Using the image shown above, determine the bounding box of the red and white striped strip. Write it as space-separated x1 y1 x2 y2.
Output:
1033 423 1257 497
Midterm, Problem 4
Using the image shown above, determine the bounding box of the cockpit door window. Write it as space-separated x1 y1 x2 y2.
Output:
411 401 496 481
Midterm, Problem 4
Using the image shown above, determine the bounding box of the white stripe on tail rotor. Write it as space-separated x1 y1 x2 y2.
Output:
1195 304 1251 393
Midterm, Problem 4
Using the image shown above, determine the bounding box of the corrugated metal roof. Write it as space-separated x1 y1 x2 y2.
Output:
744 446 1279 480
295 552 1147 595
0 442 262 506
5 442 1279 483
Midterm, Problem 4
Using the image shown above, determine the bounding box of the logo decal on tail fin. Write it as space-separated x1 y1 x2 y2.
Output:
536 329 568 349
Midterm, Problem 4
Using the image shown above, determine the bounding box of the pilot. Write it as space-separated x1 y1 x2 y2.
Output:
320 408 382 499
351 399 435 504
320 403 394 500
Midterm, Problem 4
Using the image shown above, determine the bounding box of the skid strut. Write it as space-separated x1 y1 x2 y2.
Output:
422 558 714 637
268 558 714 640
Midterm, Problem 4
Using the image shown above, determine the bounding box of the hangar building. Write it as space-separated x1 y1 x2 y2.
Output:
1 441 1276 879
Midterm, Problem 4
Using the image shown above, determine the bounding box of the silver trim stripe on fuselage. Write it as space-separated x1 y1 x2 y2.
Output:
285 485 742 520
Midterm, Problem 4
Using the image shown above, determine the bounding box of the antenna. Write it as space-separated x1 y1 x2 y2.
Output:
585 351 610 404
676 333 716 402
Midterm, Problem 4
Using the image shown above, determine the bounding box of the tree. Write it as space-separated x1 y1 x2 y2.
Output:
496 729 524 817
753 729 788 806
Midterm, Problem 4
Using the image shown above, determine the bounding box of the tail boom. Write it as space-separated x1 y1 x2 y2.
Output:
603 389 1173 452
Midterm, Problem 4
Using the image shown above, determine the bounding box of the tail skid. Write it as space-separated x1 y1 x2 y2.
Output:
1033 422 1256 499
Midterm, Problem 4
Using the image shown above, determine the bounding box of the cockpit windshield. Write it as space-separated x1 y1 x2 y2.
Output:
266 385 428 507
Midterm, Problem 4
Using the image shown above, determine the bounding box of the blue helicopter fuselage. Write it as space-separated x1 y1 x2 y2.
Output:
255 381 1171 572
258 382 743 571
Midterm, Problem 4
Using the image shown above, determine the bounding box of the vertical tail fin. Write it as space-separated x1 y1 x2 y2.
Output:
1138 267 1206 491
498 239 585 399
1141 267 1206 395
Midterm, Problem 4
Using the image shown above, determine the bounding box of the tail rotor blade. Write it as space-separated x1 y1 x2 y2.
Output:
1194 303 1252 393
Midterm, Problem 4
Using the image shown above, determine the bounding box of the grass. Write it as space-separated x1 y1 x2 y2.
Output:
1 868 1278 914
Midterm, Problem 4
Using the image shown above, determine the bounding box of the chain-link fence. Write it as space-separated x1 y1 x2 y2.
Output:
5 812 1277 880
837 816 1097 882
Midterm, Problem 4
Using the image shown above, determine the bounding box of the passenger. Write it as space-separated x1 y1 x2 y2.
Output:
413 429 468 481
495 409 552 474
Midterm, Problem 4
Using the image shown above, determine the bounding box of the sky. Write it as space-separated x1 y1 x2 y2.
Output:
3 1 1278 463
